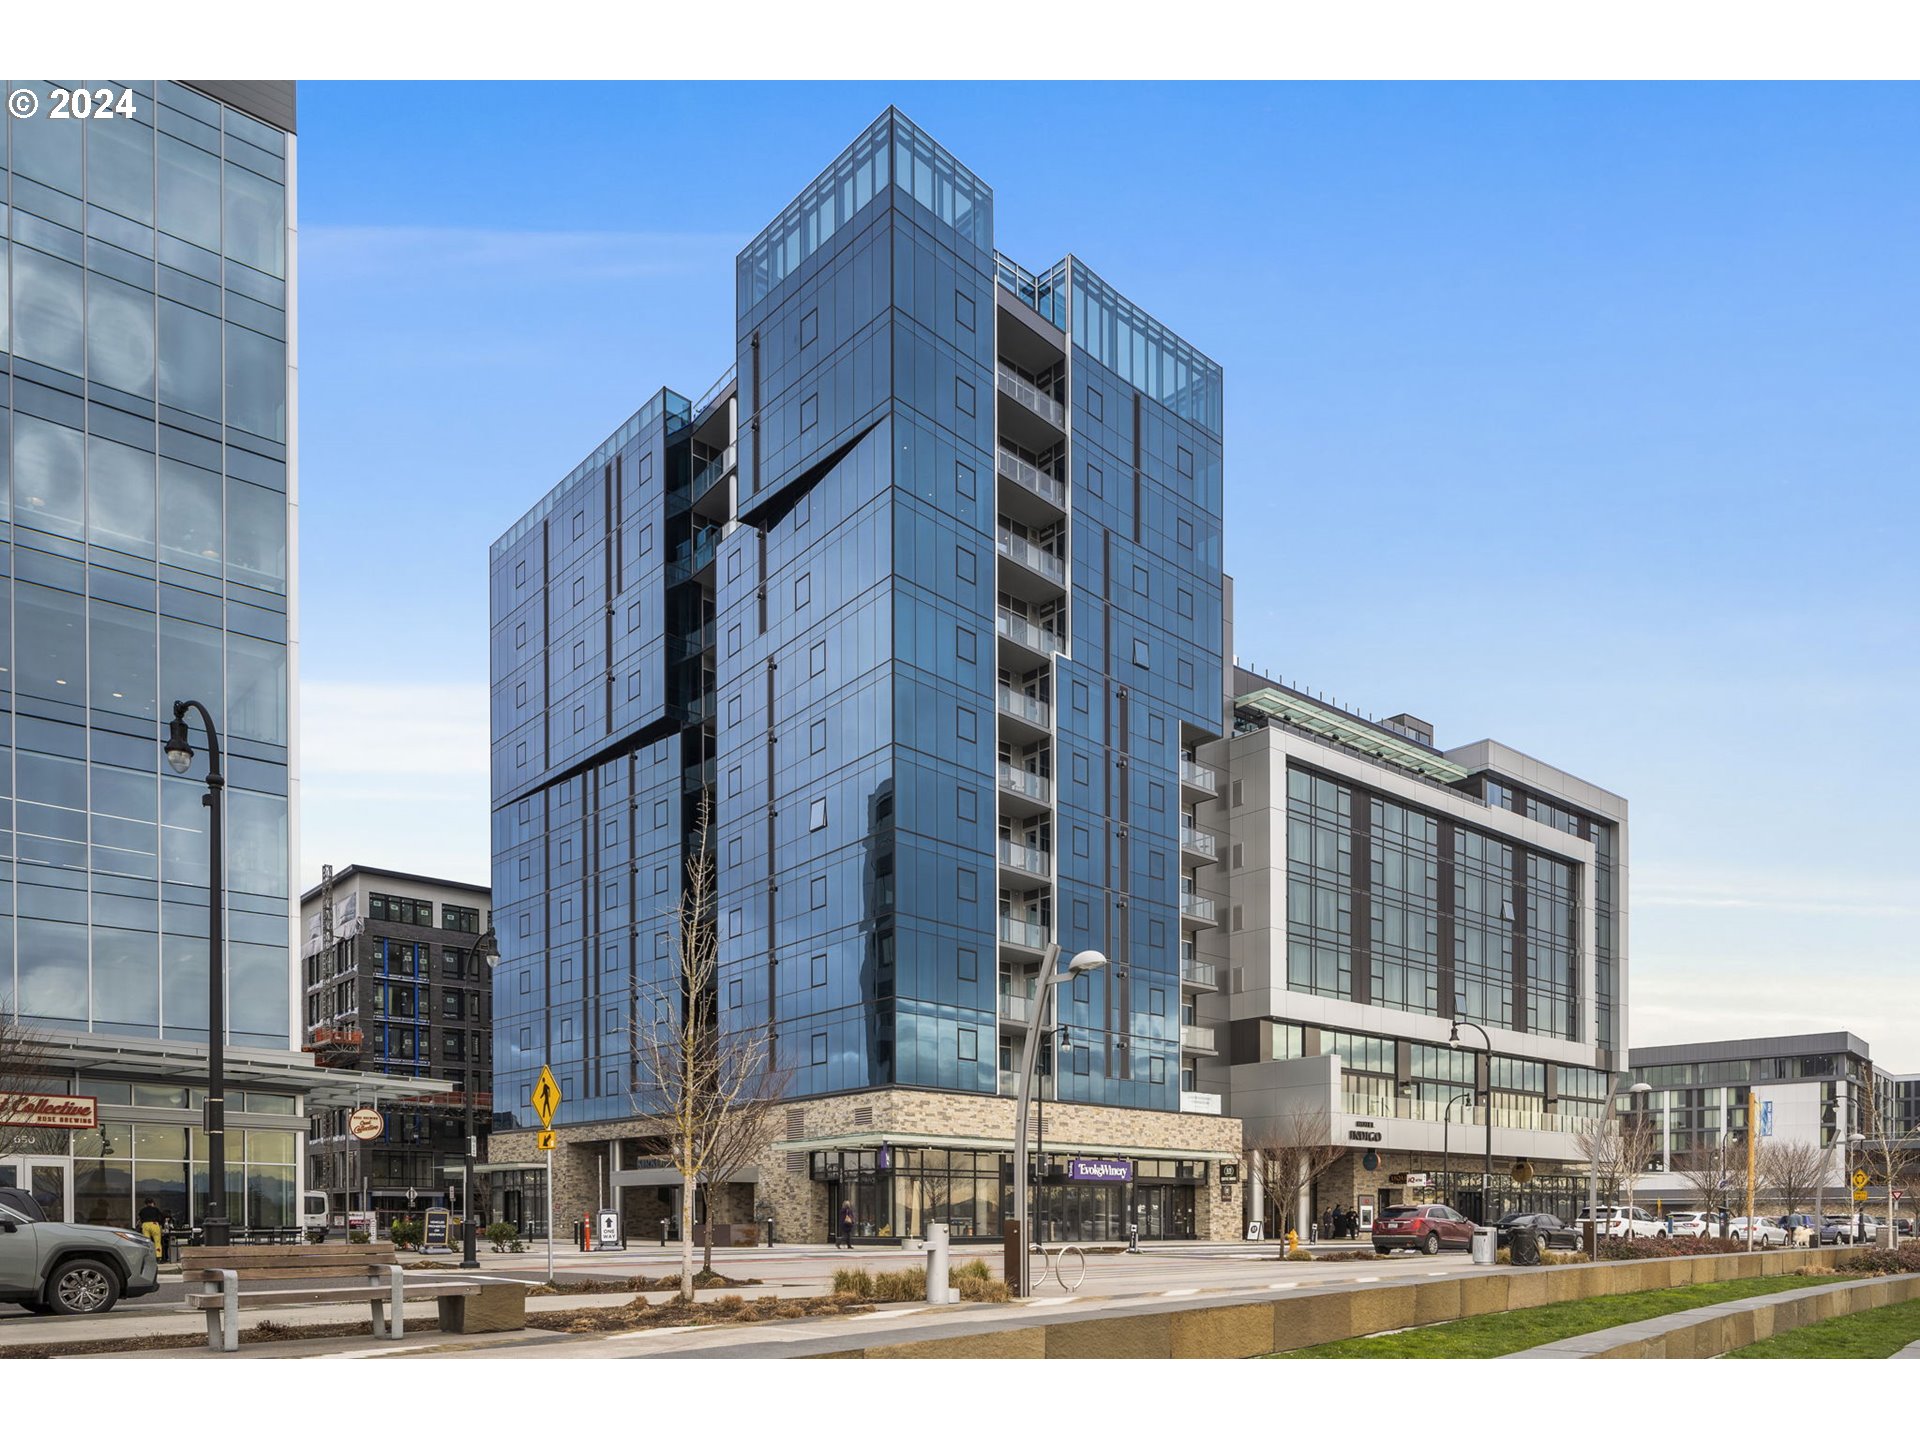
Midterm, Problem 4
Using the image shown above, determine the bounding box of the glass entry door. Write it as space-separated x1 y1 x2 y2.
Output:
0 1155 74 1222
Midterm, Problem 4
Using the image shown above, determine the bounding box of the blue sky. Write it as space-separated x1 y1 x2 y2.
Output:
294 82 1919 1064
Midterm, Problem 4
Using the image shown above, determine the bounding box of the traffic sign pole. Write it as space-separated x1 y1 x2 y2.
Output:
533 1063 563 1285
546 1144 554 1284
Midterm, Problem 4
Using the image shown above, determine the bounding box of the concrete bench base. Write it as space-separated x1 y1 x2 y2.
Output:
437 1280 530 1334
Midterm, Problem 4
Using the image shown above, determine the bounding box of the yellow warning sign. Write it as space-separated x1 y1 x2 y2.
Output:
533 1064 562 1128
536 1130 558 1152
1853 1169 1870 1191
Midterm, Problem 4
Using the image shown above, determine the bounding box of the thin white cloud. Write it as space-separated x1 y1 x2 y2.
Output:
302 224 749 283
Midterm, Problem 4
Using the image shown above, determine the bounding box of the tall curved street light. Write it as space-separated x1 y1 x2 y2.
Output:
1449 1020 1494 1224
164 700 230 1246
1442 1088 1480 1211
459 925 498 1269
1009 943 1107 1296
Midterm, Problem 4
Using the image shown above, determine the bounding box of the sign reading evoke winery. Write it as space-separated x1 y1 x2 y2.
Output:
1066 1157 1134 1183
0 1092 98 1129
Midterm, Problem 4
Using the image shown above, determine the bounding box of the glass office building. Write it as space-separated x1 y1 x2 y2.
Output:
490 110 1242 1242
0 81 406 1233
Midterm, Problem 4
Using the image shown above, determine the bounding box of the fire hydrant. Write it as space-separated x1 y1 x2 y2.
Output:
1286 1228 1304 1256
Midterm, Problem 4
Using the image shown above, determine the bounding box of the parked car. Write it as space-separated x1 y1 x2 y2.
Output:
1776 1212 1845 1246
0 1194 160 1315
1728 1215 1789 1247
1494 1211 1579 1251
1373 1203 1477 1255
1575 1205 1664 1239
1666 1210 1711 1238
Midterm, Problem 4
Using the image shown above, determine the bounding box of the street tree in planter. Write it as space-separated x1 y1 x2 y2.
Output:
631 801 788 1302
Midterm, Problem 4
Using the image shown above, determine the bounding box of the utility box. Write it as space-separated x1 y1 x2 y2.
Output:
1470 1228 1498 1265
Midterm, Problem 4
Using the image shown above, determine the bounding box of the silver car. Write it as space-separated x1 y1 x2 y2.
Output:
0 1194 161 1314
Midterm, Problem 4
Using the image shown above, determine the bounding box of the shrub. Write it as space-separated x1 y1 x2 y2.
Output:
1829 1243 1920 1276
952 1271 1011 1302
872 1267 926 1302
389 1218 424 1249
831 1267 874 1298
346 1228 371 1245
950 1258 992 1283
484 1221 522 1253
1594 1235 1748 1261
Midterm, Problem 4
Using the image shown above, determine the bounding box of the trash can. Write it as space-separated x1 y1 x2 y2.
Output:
1470 1227 1498 1265
1509 1227 1540 1267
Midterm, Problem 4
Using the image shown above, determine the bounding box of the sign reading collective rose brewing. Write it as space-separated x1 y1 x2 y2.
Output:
1066 1158 1134 1183
0 1093 98 1129
347 1107 385 1141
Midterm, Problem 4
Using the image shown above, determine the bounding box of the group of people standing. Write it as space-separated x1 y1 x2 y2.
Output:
1318 1205 1362 1240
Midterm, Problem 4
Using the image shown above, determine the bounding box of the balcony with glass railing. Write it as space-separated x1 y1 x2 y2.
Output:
996 365 1065 428
666 530 718 584
997 529 1065 587
996 448 1066 510
997 837 1052 881
1178 892 1218 926
999 914 1048 951
999 992 1033 1025
1179 757 1219 794
1180 957 1218 989
997 764 1051 806
1181 1024 1217 1052
997 687 1051 730
996 608 1061 660
1179 825 1218 861
691 444 736 501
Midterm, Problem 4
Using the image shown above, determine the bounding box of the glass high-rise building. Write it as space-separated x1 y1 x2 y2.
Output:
0 81 421 1234
490 110 1244 1244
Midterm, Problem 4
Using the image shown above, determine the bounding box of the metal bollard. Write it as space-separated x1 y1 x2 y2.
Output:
659 1217 669 1247
925 1222 951 1304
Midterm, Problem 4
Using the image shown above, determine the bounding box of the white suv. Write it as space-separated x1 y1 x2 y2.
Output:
1577 1205 1663 1238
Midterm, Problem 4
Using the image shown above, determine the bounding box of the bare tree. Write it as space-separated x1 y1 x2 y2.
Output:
1857 1078 1920 1250
1248 1106 1345 1243
1577 1109 1655 1207
1675 1134 1745 1225
690 1057 790 1275
630 801 785 1301
1758 1138 1825 1216
1 999 60 1158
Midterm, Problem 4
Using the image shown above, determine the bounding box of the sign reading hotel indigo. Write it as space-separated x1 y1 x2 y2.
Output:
1066 1158 1134 1184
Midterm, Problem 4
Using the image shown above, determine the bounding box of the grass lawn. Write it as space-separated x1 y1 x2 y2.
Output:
1271 1273 1836 1358
1723 1297 1920 1358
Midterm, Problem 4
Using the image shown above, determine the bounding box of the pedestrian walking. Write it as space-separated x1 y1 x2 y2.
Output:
838 1199 855 1249
137 1195 164 1258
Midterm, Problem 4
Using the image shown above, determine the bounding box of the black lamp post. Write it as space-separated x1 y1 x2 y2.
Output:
1442 1088 1480 1211
164 700 229 1246
1449 1020 1494 1225
459 925 498 1269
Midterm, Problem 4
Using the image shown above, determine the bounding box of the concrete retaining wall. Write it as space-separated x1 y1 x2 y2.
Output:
822 1249 1828 1359
1508 1272 1920 1359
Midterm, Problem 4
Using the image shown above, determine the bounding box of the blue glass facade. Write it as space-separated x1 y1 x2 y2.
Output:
2 82 294 1049
491 110 1224 1129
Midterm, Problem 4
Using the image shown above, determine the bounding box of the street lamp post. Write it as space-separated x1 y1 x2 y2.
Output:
1621 1081 1653 1226
1448 1021 1494 1224
459 925 498 1269
1009 943 1107 1297
164 700 230 1246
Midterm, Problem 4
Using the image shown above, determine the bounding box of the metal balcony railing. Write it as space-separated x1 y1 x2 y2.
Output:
996 609 1061 657
996 448 1066 509
997 687 1051 729
997 764 1051 805
997 365 1065 428
1179 825 1218 859
999 992 1032 1024
1180 958 1218 988
997 529 1065 585
1179 758 1219 793
997 838 1053 879
1179 893 1217 924
1181 1024 1216 1051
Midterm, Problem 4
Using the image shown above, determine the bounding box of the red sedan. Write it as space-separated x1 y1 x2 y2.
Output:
1372 1203 1476 1255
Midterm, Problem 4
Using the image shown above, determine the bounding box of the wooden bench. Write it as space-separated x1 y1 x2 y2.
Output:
179 1243 517 1352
